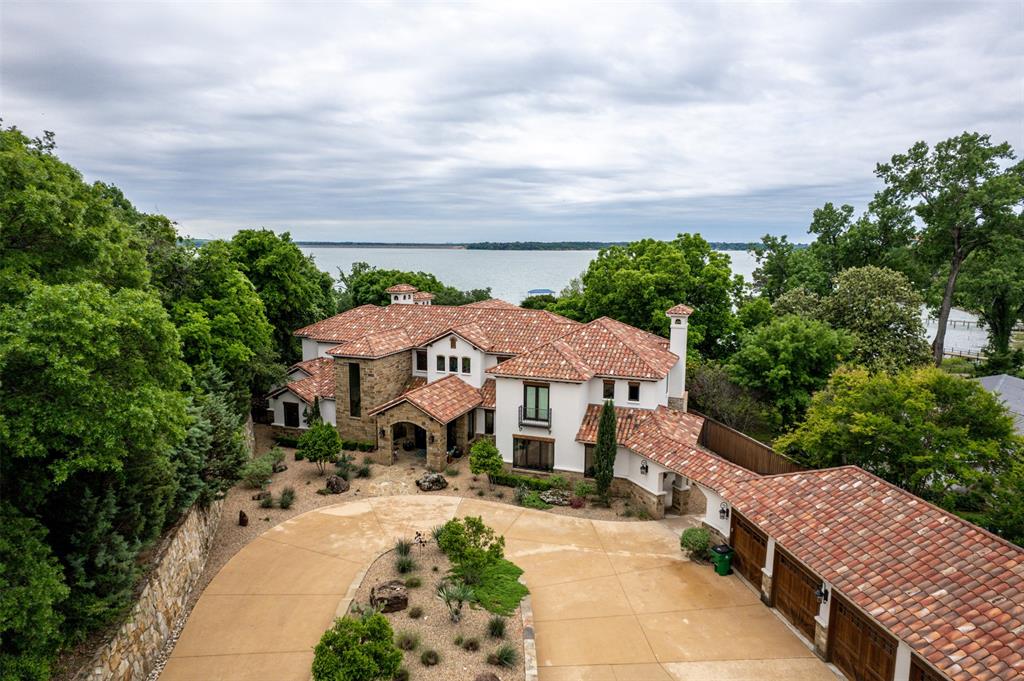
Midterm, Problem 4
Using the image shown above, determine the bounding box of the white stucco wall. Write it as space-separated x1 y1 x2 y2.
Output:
619 449 671 494
269 392 336 428
494 377 589 470
701 485 730 537
585 376 667 408
427 334 485 388
319 398 337 426
301 338 342 361
667 314 688 399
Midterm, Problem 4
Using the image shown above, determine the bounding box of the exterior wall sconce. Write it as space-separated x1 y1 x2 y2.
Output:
379 428 386 438
815 585 830 604
640 460 649 475
428 434 435 444
719 502 730 521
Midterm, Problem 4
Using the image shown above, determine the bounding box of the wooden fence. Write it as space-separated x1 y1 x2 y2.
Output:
692 411 804 476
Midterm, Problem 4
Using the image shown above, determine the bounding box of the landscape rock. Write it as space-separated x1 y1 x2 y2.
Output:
416 472 448 491
474 674 500 681
251 491 271 501
272 463 288 473
539 489 572 506
325 475 350 494
238 510 248 526
370 580 408 612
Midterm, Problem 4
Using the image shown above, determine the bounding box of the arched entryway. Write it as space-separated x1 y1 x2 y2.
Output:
392 421 427 459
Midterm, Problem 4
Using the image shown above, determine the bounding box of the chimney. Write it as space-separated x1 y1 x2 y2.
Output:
384 284 418 305
666 304 693 411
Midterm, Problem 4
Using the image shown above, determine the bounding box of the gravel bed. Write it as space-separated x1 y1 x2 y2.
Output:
351 541 525 681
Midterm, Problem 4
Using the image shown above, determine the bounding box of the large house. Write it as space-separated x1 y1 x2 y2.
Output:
266 284 1024 681
267 284 739 518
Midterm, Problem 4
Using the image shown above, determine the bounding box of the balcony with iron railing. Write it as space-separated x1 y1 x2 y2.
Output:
518 405 552 430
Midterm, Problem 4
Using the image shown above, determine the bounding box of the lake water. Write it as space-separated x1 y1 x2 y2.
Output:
300 245 985 353
301 246 759 304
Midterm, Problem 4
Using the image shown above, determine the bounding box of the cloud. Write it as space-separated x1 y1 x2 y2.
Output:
2 0 1021 242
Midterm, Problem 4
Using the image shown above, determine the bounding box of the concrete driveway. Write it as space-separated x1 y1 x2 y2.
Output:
162 495 834 681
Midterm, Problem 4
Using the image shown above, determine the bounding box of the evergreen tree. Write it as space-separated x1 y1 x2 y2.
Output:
593 400 617 505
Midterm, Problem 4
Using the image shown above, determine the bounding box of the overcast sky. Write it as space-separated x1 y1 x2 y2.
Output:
3 1 1021 242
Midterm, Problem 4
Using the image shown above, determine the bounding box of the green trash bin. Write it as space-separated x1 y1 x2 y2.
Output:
710 544 733 576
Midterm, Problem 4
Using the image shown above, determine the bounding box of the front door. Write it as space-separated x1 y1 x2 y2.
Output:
283 402 300 428
772 549 819 641
829 594 897 681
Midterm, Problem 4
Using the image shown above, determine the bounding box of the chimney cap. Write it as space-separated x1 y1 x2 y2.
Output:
385 283 418 294
666 303 694 317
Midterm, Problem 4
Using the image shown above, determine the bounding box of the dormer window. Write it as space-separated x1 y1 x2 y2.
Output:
462 357 471 373
448 356 458 372
416 350 427 371
603 380 614 400
436 355 445 371
628 382 640 402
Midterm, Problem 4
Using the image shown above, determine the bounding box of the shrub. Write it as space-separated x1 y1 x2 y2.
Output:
520 491 552 510
488 643 517 668
259 494 275 509
573 480 596 498
680 527 711 560
240 456 274 489
357 441 374 452
279 486 296 509
395 555 416 574
266 446 286 465
355 464 372 478
275 435 300 447
404 576 422 588
395 630 420 651
395 538 412 556
341 440 357 451
363 455 374 465
293 449 305 461
430 524 445 544
487 616 506 639
454 635 464 646
420 649 440 666
408 606 423 619
593 400 617 504
298 423 342 475
490 471 554 491
393 668 409 681
436 580 475 623
472 558 529 616
311 613 402 681
477 490 485 497
436 517 506 585
462 637 480 652
569 497 585 509
548 474 570 491
469 437 504 483
445 466 460 476
335 452 355 479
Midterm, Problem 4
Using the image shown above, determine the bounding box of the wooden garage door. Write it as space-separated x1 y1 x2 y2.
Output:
909 656 945 681
772 549 819 641
730 512 767 586
829 594 897 681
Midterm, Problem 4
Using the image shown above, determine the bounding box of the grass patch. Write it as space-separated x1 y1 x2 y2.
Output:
472 558 529 616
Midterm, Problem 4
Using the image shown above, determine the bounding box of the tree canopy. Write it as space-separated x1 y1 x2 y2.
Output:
337 261 491 309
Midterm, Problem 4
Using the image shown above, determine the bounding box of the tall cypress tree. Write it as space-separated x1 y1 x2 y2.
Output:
594 400 617 505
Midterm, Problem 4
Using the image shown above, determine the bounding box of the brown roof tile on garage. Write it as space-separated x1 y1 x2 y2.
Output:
368 375 482 424
488 317 676 381
722 467 1024 681
272 358 336 403
575 405 756 491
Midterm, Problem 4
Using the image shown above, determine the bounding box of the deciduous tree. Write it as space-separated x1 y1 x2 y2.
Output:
299 422 342 475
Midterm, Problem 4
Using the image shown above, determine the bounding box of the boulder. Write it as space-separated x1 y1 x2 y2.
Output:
272 463 288 473
416 472 448 492
238 510 248 527
251 491 271 501
325 475 350 494
540 489 572 506
370 580 408 613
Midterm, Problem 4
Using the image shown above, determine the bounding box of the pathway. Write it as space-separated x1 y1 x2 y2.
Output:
161 495 835 681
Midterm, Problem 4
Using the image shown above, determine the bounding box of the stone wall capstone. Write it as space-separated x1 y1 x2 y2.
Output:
75 499 224 681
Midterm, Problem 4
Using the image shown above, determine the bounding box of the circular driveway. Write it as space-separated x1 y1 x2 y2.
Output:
161 495 834 681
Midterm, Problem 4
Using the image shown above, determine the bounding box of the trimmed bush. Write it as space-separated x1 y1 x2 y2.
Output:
548 474 570 491
488 643 517 668
240 456 274 489
311 613 402 681
357 441 375 452
487 616 506 639
680 527 711 560
275 435 300 447
419 649 440 666
489 471 554 491
279 486 296 509
393 668 409 681
293 449 305 461
395 630 420 651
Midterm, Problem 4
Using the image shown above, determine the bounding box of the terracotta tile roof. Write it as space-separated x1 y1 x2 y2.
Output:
479 378 496 409
722 467 1024 681
421 322 493 351
369 375 482 424
575 405 755 491
294 302 579 356
327 328 413 359
462 299 519 309
402 375 427 393
385 283 418 293
272 358 335 403
488 317 676 382
666 303 694 316
413 291 435 300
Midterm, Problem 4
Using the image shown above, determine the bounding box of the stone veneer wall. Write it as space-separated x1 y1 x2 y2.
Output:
335 352 412 444
75 500 224 681
376 401 446 470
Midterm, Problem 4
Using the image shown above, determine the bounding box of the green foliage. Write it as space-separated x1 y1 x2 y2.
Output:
488 471 554 491
686 361 767 435
593 400 617 504
680 527 711 560
469 437 504 482
260 493 275 509
461 637 480 652
394 630 419 651
299 423 342 475
279 486 296 510
771 286 824 319
337 261 491 309
311 613 402 681
520 293 558 309
404 576 422 588
335 452 355 479
554 234 743 357
0 503 69 681
778 367 1023 535
437 516 505 585
305 396 323 426
957 238 1024 370
227 229 335 363
487 616 507 639
547 475 570 491
728 315 854 428
407 606 423 619
356 464 372 478
823 266 930 371
488 643 518 668
395 539 412 556
419 649 440 666
519 490 552 510
395 556 417 574
436 580 474 622
240 455 274 489
573 480 596 499
471 559 529 616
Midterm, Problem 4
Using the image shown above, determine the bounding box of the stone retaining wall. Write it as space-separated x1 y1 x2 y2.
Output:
76 500 224 681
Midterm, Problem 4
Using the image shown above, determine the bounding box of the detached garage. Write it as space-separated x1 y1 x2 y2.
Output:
829 594 897 681
729 511 767 588
771 549 820 643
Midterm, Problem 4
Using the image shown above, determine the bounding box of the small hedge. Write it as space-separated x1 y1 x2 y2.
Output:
341 439 376 452
489 471 554 491
275 435 301 447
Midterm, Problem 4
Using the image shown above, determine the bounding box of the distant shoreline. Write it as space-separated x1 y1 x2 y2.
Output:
291 240 768 251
